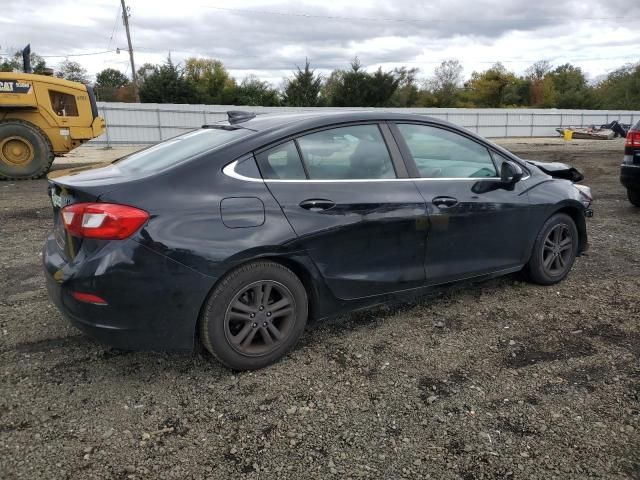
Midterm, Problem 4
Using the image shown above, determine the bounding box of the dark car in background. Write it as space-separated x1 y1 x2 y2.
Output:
622 120 640 206
43 111 593 370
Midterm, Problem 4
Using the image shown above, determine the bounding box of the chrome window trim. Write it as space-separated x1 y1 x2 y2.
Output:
223 160 530 183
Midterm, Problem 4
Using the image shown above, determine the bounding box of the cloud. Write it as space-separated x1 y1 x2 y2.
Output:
1 0 638 84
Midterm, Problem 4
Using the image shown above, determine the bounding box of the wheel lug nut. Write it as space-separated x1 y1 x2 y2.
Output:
267 312 271 317
259 306 264 311
250 313 255 318
252 323 257 328
262 322 267 327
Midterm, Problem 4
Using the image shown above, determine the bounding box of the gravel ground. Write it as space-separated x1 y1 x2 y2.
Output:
0 138 638 480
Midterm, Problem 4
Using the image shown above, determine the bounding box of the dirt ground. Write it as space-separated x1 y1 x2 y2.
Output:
0 138 638 480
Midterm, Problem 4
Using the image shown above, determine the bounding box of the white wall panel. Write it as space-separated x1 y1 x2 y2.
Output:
92 103 640 145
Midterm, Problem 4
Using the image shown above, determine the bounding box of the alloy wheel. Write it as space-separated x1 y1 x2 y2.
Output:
224 280 296 356
542 223 573 276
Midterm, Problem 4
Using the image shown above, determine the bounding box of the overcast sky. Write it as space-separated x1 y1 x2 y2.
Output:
1 0 638 85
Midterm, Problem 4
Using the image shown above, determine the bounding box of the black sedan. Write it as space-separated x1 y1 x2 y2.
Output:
44 111 593 370
621 119 640 206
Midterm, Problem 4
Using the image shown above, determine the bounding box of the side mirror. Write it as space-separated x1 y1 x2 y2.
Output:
500 161 523 187
472 161 524 194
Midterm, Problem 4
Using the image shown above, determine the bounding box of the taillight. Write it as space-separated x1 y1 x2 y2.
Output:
61 203 149 239
626 130 640 147
71 291 108 305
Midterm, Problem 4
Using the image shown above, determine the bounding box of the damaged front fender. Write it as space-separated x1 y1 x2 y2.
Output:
525 159 584 183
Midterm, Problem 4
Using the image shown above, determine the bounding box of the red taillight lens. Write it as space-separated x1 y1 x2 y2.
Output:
61 203 149 240
71 291 108 305
626 130 640 147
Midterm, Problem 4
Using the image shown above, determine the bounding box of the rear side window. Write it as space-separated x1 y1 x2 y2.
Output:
397 124 497 178
49 91 79 117
115 127 250 175
297 125 396 180
255 141 306 180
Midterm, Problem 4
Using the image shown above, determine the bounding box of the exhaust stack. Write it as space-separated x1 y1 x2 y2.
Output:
22 44 32 73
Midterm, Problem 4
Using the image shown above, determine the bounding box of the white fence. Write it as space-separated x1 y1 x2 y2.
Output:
94 102 639 145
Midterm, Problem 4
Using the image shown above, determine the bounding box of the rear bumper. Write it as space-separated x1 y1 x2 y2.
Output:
621 164 640 191
43 235 214 351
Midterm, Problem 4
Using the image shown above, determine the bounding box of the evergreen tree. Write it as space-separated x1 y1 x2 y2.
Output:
138 58 198 104
283 59 323 107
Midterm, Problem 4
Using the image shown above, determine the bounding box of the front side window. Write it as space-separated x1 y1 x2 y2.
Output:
49 91 79 117
255 141 306 180
297 124 396 180
397 124 497 178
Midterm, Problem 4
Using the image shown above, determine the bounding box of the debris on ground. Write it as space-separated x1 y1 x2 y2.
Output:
1 139 638 479
556 120 630 140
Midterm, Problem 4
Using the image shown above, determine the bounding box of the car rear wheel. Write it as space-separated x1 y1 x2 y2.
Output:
524 213 579 285
627 189 640 207
0 120 54 180
199 261 308 370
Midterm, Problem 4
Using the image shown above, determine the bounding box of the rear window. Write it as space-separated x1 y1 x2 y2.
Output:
114 128 250 174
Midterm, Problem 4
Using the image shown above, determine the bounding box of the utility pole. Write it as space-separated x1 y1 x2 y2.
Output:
120 0 140 102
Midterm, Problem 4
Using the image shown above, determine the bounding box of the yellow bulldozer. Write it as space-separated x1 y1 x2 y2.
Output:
0 47 105 180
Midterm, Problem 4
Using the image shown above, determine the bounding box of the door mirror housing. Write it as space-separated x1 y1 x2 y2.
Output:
472 161 524 194
500 161 524 186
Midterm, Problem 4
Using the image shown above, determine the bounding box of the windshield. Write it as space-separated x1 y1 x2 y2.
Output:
114 127 251 174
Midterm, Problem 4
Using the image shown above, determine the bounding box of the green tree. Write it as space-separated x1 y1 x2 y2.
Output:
184 58 236 104
327 58 371 106
234 76 280 106
283 59 323 107
326 58 399 107
56 60 89 84
549 64 595 108
593 63 640 109
0 48 47 74
390 67 420 107
465 63 522 107
429 59 463 107
367 67 400 107
138 58 198 104
94 68 130 101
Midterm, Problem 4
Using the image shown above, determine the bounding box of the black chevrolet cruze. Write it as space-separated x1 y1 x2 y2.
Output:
44 111 593 370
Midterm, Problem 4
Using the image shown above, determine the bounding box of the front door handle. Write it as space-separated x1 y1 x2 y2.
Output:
432 196 459 208
299 199 335 211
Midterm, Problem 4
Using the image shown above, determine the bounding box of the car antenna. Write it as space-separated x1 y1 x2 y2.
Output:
227 111 256 124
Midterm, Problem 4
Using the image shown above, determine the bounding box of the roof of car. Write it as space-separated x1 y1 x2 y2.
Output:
224 110 443 132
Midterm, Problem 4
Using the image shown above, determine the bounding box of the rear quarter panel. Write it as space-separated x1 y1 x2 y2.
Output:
99 152 301 281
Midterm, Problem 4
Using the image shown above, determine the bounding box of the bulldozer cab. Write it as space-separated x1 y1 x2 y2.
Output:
0 72 106 180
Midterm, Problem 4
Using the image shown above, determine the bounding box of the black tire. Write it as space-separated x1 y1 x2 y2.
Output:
627 189 640 207
0 120 54 180
199 261 308 370
524 213 579 285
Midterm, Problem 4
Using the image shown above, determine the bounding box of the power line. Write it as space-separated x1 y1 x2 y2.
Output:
106 3 122 51
197 5 634 25
40 50 118 58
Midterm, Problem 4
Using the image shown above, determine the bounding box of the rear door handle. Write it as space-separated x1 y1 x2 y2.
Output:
299 199 335 211
432 196 459 208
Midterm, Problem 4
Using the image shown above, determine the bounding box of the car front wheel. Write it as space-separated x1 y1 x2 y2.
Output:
627 189 640 207
200 261 308 370
524 213 579 285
